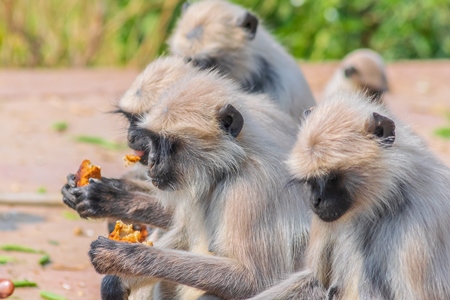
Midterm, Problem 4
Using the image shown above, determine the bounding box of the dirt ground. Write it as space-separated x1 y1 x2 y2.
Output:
0 61 449 299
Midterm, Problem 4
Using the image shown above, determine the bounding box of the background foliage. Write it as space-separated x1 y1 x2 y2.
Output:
1 0 449 68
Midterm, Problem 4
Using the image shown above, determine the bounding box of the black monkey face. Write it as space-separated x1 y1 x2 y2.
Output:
136 104 244 192
114 108 149 165
304 173 353 222
138 129 180 191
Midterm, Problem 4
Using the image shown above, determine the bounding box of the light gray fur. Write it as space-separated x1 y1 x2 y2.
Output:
168 0 316 121
249 93 450 299
89 69 315 300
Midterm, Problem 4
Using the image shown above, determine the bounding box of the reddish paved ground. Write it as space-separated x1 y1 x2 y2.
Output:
0 61 449 299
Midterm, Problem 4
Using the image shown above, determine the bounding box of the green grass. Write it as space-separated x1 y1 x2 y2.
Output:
1 0 449 67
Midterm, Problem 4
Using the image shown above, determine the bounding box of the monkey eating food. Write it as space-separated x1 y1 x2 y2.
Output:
88 67 319 300
123 154 141 167
108 220 153 246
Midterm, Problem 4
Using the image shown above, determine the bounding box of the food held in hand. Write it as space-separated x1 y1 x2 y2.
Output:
75 159 102 187
123 154 141 167
108 221 150 244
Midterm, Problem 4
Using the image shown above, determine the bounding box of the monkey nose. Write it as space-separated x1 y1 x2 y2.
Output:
312 197 322 208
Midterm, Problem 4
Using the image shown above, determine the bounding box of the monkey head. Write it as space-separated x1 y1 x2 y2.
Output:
136 69 247 192
341 49 388 102
114 57 196 164
289 93 396 222
169 0 259 74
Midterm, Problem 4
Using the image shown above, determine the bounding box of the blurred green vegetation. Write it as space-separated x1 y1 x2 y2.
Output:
0 0 449 68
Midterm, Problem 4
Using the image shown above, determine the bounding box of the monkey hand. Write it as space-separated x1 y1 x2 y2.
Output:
61 175 127 219
89 236 150 276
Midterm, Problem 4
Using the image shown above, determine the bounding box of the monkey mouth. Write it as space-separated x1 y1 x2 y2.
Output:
128 147 148 165
311 199 351 223
314 209 343 222
134 150 145 157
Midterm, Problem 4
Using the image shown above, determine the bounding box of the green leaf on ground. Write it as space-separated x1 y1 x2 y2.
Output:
39 254 51 266
73 135 127 151
37 186 47 194
0 244 45 254
62 211 80 220
48 240 59 246
52 122 68 132
0 255 14 264
13 280 38 288
434 127 450 139
40 290 67 300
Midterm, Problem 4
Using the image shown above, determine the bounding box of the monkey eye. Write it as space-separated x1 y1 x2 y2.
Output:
328 173 337 183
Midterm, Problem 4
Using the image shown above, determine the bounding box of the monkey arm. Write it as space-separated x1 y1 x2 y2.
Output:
89 237 260 299
61 176 173 229
246 270 327 300
101 226 190 300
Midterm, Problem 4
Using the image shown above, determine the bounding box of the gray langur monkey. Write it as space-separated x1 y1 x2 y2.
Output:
87 68 323 300
248 92 450 299
323 49 388 103
168 0 316 121
61 57 200 230
61 57 199 300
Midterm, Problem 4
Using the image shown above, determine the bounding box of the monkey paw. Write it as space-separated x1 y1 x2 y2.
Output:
61 174 80 210
89 236 126 275
62 176 127 219
90 236 156 277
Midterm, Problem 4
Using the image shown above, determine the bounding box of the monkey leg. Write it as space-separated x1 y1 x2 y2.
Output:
101 275 130 300
246 270 327 300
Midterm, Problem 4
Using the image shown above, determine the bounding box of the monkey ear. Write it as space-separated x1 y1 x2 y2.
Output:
239 12 258 40
182 2 190 14
368 112 395 147
303 106 315 119
344 66 358 78
218 104 244 138
303 109 312 119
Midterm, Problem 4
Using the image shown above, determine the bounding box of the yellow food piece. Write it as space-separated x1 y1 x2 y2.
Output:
75 159 101 187
108 221 148 243
123 154 141 167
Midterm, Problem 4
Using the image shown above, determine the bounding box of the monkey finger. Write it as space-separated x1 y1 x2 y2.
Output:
62 197 77 210
70 187 84 197
75 203 93 219
67 174 77 187
61 185 78 204
89 237 122 274
89 178 101 185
